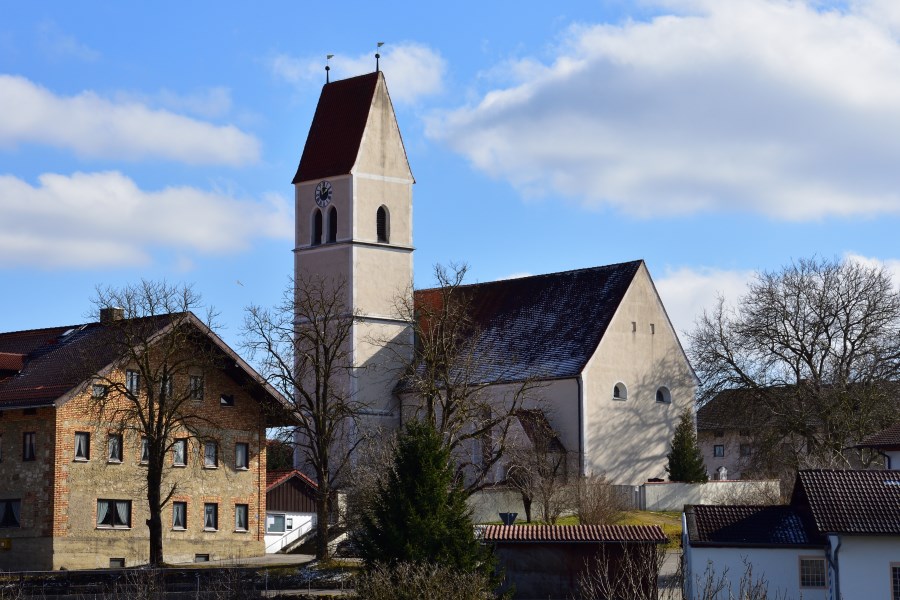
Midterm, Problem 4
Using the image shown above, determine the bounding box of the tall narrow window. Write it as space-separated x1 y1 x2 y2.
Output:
160 374 173 398
204 503 218 530
172 501 187 530
107 434 123 463
23 432 36 461
0 500 20 528
74 432 90 461
327 206 337 243
204 441 218 468
140 437 150 464
125 370 140 396
173 438 187 466
189 375 204 401
235 443 249 470
235 504 248 532
376 206 389 243
312 209 323 246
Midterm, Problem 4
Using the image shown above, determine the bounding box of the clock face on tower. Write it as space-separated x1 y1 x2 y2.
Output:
314 180 333 208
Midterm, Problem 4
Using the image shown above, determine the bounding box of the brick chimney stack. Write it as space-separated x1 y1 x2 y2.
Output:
99 307 125 323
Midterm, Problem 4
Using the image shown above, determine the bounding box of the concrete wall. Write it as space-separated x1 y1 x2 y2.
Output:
467 488 529 524
833 535 900 600
583 263 697 485
642 480 780 511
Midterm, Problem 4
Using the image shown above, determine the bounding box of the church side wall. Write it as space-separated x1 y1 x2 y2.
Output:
581 265 697 485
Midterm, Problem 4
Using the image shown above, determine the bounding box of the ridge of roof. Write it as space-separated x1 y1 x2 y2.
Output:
292 72 380 184
482 524 667 543
858 422 900 449
793 468 900 535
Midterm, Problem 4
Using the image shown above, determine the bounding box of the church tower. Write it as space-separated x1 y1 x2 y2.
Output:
292 71 414 429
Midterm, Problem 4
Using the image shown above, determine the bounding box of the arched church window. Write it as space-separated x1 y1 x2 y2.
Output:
376 206 389 243
656 386 671 403
312 209 323 246
613 382 627 400
327 206 337 243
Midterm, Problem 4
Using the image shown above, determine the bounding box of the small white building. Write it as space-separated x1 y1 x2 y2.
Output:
683 469 900 600
264 470 318 554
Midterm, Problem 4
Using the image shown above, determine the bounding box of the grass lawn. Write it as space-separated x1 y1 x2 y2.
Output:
614 510 682 548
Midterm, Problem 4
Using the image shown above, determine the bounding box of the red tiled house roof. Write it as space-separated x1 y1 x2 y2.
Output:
482 524 667 544
791 469 900 535
858 422 900 450
266 469 318 492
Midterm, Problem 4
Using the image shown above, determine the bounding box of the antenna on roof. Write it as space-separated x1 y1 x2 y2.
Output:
376 42 384 72
325 54 334 83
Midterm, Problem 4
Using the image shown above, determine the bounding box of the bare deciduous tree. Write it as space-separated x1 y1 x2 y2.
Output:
690 257 900 473
576 473 623 526
89 280 222 567
396 263 542 493
243 275 364 560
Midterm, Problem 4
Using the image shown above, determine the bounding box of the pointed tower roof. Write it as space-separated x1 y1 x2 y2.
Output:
292 71 411 184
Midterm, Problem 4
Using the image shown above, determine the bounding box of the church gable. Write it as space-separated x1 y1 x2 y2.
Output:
354 74 413 181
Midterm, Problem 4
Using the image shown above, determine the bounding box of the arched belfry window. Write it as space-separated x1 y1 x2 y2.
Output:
312 209 323 246
656 386 672 404
613 382 627 400
327 206 337 243
376 205 389 243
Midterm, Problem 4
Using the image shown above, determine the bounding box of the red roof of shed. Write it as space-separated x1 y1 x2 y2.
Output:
482 524 667 544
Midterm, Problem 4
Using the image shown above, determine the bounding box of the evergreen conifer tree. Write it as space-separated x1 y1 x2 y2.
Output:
666 409 709 482
358 421 494 575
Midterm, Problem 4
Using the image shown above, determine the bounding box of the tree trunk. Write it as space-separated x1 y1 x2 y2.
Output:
146 458 164 566
521 493 532 523
315 482 330 560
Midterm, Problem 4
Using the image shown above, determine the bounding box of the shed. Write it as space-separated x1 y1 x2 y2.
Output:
264 470 318 553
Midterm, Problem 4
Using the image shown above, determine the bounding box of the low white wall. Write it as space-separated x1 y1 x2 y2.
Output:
467 488 528 524
642 480 780 511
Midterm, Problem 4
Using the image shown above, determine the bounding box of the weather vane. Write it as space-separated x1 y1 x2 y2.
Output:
325 54 334 83
376 42 384 72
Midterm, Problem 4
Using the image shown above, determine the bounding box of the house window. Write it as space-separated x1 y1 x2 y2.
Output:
235 443 249 470
109 558 125 569
613 383 627 400
23 432 35 461
92 384 108 399
312 209 323 246
327 206 337 243
108 434 123 463
204 503 218 531
235 504 248 532
190 375 204 401
126 370 140 396
220 394 234 407
376 206 389 242
204 441 218 468
892 564 900 600
172 502 187 530
267 514 286 534
740 444 752 457
194 554 210 563
0 499 21 528
160 375 173 398
140 437 150 464
799 557 826 588
173 438 187 466
713 445 725 457
655 386 672 403
74 432 90 461
97 500 131 529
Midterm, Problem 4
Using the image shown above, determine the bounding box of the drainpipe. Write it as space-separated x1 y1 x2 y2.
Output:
577 375 585 476
825 535 841 600
876 450 891 469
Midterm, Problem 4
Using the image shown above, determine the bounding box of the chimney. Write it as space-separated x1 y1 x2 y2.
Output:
100 307 125 323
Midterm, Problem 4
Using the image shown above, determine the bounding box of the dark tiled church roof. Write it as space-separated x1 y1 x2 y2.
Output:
685 505 820 547
412 261 642 384
292 72 380 184
792 469 900 535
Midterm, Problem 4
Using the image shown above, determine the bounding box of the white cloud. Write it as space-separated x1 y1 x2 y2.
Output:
115 87 234 120
0 75 260 165
37 22 99 62
844 252 900 289
655 265 754 336
0 171 292 269
429 0 900 220
270 42 446 104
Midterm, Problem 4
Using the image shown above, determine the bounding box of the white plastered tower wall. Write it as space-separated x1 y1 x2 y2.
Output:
581 262 698 484
293 72 414 438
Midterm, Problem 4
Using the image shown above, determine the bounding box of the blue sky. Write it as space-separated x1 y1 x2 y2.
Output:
3 0 900 352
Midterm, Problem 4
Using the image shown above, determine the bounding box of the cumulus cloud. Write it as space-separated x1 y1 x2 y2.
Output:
0 171 292 268
844 252 900 289
655 265 754 336
0 75 260 165
429 0 900 220
270 42 446 104
115 87 234 120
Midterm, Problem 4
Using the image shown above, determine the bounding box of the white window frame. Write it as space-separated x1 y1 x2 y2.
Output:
107 434 122 463
172 501 187 530
235 504 248 532
267 514 286 534
125 370 140 396
23 431 35 461
97 499 131 529
74 432 90 461
713 445 725 457
799 556 827 589
203 441 218 468
235 443 249 470
140 437 150 464
173 438 187 467
204 503 218 531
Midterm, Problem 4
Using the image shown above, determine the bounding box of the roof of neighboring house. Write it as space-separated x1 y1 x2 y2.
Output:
696 388 778 431
0 313 290 423
685 505 822 548
792 469 900 536
857 423 900 450
482 524 667 544
407 261 644 386
292 72 380 184
266 469 318 492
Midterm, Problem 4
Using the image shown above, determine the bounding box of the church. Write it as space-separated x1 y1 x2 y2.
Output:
291 70 697 486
